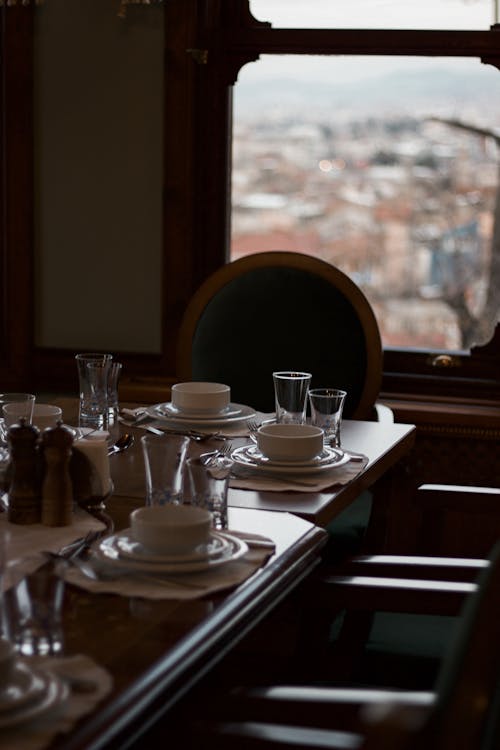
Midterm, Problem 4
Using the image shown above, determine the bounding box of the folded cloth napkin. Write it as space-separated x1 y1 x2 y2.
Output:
229 454 368 493
1 511 107 592
0 653 113 750
64 534 275 601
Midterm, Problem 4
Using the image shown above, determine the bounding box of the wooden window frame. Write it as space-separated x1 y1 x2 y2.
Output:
1 0 499 404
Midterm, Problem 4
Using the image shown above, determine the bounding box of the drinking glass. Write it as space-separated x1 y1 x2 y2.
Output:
273 371 312 424
107 362 122 425
308 388 347 447
186 456 232 531
141 434 189 506
75 352 113 429
4 553 68 656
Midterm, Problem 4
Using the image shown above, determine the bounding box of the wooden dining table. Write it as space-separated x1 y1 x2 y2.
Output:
4 398 416 749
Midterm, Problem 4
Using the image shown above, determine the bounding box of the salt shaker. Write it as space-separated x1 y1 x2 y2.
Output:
7 418 41 524
41 422 74 527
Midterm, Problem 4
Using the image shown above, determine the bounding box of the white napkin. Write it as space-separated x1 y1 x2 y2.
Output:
229 454 368 492
0 654 113 750
64 538 274 600
1 511 106 593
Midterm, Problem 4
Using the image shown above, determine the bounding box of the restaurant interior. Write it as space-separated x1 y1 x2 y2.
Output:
0 0 499 748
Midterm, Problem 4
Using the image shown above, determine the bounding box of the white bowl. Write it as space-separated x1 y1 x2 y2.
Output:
32 404 63 430
171 382 230 414
130 504 212 555
257 423 324 463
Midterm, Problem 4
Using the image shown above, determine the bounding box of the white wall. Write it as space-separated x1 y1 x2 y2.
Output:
34 0 163 353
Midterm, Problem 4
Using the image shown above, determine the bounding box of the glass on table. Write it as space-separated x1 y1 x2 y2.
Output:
141 433 189 506
273 371 312 424
308 388 347 447
4 552 68 657
185 455 232 531
75 352 113 430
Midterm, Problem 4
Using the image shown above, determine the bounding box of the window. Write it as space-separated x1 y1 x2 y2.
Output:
1 0 499 402
226 0 500 400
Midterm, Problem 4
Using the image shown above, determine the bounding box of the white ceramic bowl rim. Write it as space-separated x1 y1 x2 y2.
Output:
171 381 231 413
257 423 324 461
130 505 212 553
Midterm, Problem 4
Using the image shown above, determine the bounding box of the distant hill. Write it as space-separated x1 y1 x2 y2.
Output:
234 66 500 118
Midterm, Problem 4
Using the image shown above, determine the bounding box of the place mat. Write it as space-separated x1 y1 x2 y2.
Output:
229 454 368 492
64 532 275 600
0 653 113 750
1 511 107 593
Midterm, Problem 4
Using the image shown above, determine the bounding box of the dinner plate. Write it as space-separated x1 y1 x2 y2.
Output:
0 662 47 713
94 531 248 573
231 444 351 475
0 668 68 729
146 402 256 425
243 444 342 468
114 530 232 563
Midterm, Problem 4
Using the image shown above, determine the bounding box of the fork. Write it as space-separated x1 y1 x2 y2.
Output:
246 419 261 442
200 441 233 465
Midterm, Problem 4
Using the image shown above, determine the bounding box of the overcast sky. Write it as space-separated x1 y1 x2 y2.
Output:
239 0 496 83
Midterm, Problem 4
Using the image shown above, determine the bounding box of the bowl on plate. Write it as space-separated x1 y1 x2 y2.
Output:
130 504 212 555
171 382 230 414
256 423 324 463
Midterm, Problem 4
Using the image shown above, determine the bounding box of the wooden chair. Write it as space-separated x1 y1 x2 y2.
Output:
176 251 393 560
297 483 500 688
186 541 500 750
176 251 389 421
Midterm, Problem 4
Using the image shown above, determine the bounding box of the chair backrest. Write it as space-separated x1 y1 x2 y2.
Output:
176 252 383 419
426 541 500 749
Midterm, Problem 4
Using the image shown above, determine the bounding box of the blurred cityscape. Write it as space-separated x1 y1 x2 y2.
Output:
230 62 500 350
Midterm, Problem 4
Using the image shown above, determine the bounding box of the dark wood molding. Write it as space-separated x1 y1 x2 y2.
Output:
0 5 34 389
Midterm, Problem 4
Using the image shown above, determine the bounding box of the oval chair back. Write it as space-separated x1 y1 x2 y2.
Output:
177 252 383 420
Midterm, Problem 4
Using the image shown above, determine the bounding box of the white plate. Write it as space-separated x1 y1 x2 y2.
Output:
146 402 256 425
243 444 342 468
94 531 248 573
0 663 47 713
114 530 232 563
161 403 242 419
0 668 68 729
231 444 351 475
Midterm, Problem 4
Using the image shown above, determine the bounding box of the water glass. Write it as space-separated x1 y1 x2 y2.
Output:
308 388 347 447
107 362 122 425
141 433 189 506
4 553 68 656
75 352 113 429
273 371 312 424
186 456 232 531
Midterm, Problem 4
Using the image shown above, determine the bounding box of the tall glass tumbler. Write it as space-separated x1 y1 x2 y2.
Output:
308 388 347 447
186 456 233 530
75 353 113 430
273 371 312 424
141 434 189 506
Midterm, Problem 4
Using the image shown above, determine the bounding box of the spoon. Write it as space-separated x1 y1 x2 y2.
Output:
107 433 134 456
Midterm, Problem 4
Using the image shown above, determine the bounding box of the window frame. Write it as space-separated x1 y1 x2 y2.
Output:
1 0 499 402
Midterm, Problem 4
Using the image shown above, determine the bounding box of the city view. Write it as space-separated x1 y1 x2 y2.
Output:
230 35 500 352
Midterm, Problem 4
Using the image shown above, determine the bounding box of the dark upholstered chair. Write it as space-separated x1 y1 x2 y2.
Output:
186 541 500 750
177 251 393 560
176 251 389 421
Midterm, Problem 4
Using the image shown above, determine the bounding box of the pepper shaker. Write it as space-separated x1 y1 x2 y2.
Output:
41 422 74 526
7 418 41 524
